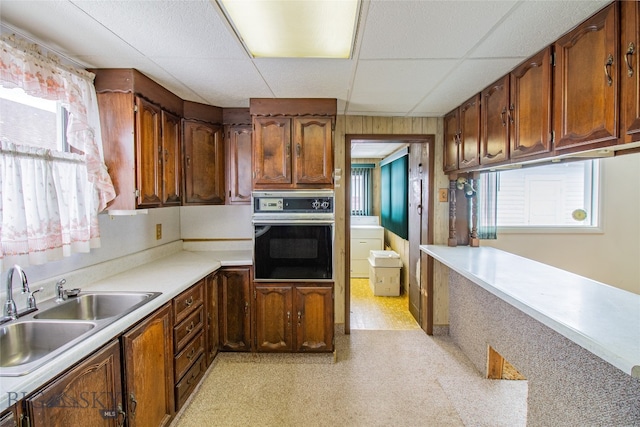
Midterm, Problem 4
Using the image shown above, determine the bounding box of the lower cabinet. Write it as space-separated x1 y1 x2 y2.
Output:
205 272 219 365
121 303 174 427
172 280 206 411
254 283 334 353
218 267 252 352
25 340 124 427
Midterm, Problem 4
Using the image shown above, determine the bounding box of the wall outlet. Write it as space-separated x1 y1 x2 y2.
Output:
156 224 162 240
438 188 448 202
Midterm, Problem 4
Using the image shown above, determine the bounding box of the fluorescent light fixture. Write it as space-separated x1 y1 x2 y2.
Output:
218 0 360 58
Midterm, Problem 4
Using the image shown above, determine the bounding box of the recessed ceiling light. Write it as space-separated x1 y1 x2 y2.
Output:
217 0 360 58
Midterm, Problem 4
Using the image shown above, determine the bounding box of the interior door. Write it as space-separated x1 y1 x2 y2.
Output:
408 143 428 323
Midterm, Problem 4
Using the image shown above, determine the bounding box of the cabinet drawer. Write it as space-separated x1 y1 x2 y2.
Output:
175 330 205 382
173 280 204 324
174 305 204 352
175 354 206 410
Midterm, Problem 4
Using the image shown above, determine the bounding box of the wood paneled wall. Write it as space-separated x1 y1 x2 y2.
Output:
334 115 450 327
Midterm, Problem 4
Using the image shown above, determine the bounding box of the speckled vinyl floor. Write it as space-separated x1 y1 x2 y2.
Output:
349 278 420 330
171 279 528 427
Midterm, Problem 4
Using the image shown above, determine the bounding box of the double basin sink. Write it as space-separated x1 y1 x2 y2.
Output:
0 291 161 376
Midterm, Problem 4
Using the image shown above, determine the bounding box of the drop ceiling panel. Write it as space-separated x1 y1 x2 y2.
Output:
348 59 457 115
412 57 524 116
470 0 611 58
254 58 353 100
153 57 272 107
359 0 518 60
71 0 246 60
351 142 407 159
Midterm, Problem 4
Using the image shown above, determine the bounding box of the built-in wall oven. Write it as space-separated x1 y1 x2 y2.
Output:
252 190 334 282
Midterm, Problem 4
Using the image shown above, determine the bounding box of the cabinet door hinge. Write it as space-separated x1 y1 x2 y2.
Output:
134 104 138 113
135 189 140 197
254 289 256 299
551 52 556 67
550 131 555 144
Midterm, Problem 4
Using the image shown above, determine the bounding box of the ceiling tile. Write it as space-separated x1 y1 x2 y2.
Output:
348 59 457 114
359 0 518 60
470 0 611 58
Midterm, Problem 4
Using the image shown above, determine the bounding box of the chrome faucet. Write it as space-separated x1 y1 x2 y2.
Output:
56 278 67 302
3 264 28 321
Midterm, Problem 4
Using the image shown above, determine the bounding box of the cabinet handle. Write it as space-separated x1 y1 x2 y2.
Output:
287 311 291 326
245 301 249 316
186 321 195 333
187 347 196 360
500 107 507 127
186 156 191 167
604 54 614 86
286 143 290 157
185 296 193 307
117 404 126 427
509 104 515 124
130 393 137 416
296 143 301 157
187 371 199 385
625 42 635 77
297 310 302 327
164 149 169 163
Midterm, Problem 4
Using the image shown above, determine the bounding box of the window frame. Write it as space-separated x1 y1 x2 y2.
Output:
494 159 603 234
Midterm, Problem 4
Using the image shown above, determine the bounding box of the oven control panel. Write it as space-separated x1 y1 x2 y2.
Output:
253 192 334 214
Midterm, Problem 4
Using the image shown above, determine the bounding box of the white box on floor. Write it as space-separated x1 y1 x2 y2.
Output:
368 251 402 296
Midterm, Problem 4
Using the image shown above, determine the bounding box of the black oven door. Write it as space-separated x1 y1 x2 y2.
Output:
253 222 333 281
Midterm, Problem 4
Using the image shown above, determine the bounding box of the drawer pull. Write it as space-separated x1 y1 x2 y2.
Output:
604 54 614 86
187 371 198 385
186 321 195 333
187 347 196 360
625 42 635 77
185 296 194 307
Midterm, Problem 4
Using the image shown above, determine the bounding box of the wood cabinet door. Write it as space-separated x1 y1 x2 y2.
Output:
183 120 225 204
161 111 182 206
553 2 619 152
219 267 252 351
26 341 123 427
226 125 252 204
481 75 510 165
121 304 174 427
293 117 333 186
510 46 553 159
459 94 480 169
255 285 294 352
621 0 640 143
294 286 333 352
135 96 162 208
443 108 460 173
253 117 292 187
205 273 219 365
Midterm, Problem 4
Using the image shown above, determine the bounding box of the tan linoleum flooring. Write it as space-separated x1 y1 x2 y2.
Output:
349 278 420 330
172 279 528 427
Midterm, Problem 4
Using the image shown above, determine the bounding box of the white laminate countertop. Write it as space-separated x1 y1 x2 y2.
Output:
0 249 252 411
421 245 640 379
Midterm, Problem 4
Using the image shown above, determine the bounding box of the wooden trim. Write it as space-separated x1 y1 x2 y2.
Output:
222 108 251 125
183 101 223 124
250 98 337 116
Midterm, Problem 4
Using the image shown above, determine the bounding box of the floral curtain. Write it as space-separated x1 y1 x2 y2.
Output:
0 35 115 270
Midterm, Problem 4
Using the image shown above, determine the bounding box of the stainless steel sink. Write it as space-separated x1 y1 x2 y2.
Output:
0 321 95 376
0 291 162 376
34 292 160 321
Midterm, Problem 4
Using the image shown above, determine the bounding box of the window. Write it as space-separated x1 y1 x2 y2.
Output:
493 160 600 229
380 153 408 239
0 86 71 152
351 164 374 216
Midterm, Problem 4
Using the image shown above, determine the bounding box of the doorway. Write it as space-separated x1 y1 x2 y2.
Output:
344 134 435 334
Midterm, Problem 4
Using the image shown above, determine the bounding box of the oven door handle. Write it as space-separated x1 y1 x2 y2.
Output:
252 219 335 225
254 225 272 238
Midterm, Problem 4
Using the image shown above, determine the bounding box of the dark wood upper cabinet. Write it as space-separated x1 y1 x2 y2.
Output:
253 117 293 186
510 46 553 160
459 94 481 170
94 69 184 211
553 2 619 153
250 98 336 189
621 0 640 144
226 125 252 204
481 75 510 166
183 120 225 205
443 108 460 173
